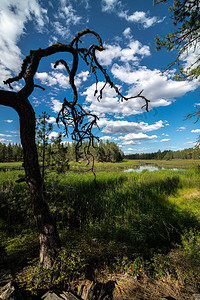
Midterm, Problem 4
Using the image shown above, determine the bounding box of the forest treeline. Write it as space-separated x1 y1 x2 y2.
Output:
0 142 23 162
125 148 200 160
1 140 200 165
0 140 124 164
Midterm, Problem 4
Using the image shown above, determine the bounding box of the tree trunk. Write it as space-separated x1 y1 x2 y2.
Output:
0 91 61 267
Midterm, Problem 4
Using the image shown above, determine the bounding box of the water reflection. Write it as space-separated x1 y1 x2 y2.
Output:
124 165 179 173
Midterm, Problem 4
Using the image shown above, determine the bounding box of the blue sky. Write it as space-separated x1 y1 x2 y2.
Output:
0 0 200 154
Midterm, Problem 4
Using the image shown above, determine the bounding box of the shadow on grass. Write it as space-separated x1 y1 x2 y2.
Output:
47 171 200 259
1 170 200 274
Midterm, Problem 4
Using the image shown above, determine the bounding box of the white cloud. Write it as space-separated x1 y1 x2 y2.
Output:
51 63 65 71
111 64 197 110
83 49 197 117
96 44 121 66
82 72 195 117
47 117 57 124
100 136 112 140
49 131 60 139
126 147 151 152
35 71 70 89
36 69 89 90
83 82 121 117
176 126 186 131
123 27 132 39
184 141 196 145
4 120 13 123
96 41 150 66
75 71 90 88
56 1 82 25
97 119 164 134
0 133 12 137
191 129 200 133
0 0 48 87
101 1 163 28
123 141 142 145
102 0 120 12
181 42 200 75
77 71 90 82
52 21 71 39
119 132 157 145
118 10 161 28
51 99 63 113
160 138 170 142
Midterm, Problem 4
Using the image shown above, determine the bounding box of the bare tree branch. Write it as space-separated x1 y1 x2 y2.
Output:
3 28 149 160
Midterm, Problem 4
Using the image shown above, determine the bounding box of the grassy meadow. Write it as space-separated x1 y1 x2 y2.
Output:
0 159 200 298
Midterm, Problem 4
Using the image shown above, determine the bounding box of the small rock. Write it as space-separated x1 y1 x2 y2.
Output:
41 291 63 300
0 281 23 300
60 292 79 300
193 294 200 300
0 271 12 287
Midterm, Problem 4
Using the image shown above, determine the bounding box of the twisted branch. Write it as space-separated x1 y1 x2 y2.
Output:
3 29 150 165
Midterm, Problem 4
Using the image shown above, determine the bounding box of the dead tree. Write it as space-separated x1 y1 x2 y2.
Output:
0 29 149 267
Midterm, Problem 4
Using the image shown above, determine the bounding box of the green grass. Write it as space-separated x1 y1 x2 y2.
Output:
68 158 200 172
0 162 200 296
0 161 23 170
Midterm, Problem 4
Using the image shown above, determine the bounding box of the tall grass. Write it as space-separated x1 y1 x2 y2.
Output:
1 166 200 295
42 169 199 257
1 168 199 241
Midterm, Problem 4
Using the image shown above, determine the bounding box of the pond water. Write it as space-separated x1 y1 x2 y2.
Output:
124 165 179 173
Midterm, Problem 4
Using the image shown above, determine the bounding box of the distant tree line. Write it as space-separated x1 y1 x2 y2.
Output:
38 138 124 174
34 111 124 175
0 140 124 165
125 148 200 160
0 143 23 162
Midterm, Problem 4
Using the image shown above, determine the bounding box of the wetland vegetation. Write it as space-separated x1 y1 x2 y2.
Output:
0 159 200 298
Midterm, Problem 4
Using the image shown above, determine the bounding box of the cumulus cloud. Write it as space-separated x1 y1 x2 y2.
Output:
160 138 170 142
100 136 112 140
49 131 60 139
82 70 196 117
35 71 70 89
56 0 82 25
96 41 150 66
97 118 164 134
119 132 157 145
180 42 200 78
52 1 82 40
123 27 132 40
0 0 48 87
191 129 200 133
83 37 197 118
83 82 122 117
51 99 63 113
118 10 163 28
101 0 163 28
102 0 120 12
75 71 90 88
111 64 197 110
36 69 89 91
47 117 57 124
52 21 71 39
126 147 151 152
